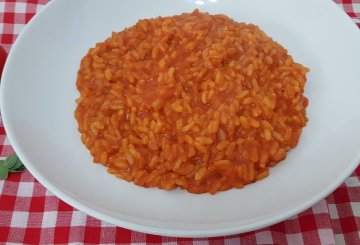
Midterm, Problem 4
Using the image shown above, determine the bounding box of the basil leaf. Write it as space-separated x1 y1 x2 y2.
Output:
0 165 9 180
3 153 18 169
9 165 26 172
11 158 24 170
0 154 26 179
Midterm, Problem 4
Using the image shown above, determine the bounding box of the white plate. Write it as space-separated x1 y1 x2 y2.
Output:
1 0 360 238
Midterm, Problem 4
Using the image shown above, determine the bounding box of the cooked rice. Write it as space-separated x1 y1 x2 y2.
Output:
75 10 308 194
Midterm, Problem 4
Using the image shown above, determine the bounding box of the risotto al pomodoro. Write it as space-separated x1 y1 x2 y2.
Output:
75 10 309 194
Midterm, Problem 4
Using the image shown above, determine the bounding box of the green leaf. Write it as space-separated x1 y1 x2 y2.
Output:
11 158 24 170
3 153 18 169
0 165 9 180
9 165 26 172
0 154 26 179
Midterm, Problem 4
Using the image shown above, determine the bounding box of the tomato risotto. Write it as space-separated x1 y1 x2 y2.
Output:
75 10 309 194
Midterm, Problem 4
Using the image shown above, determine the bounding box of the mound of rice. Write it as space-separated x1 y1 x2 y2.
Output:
75 10 308 194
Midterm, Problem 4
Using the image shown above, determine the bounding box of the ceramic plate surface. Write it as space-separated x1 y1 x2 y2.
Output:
1 0 360 237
